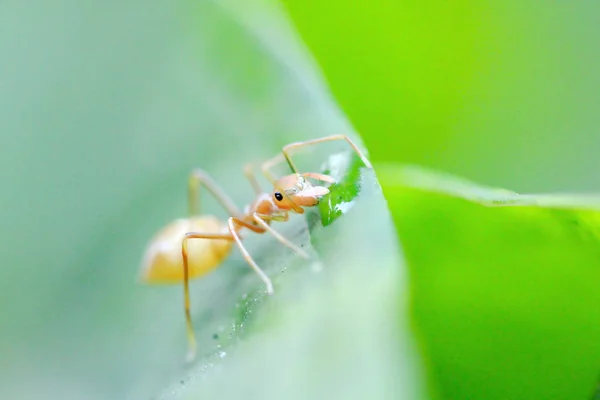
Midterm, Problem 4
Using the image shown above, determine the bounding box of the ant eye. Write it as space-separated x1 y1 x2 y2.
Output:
274 192 283 201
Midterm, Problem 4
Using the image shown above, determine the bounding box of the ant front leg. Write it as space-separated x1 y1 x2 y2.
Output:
301 172 336 184
188 169 242 218
181 231 234 362
252 213 310 259
283 134 373 174
260 135 373 183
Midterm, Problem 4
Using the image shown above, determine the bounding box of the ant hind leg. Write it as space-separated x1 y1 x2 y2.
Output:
181 231 234 363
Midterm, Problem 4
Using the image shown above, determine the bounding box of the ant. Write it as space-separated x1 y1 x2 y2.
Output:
139 134 373 361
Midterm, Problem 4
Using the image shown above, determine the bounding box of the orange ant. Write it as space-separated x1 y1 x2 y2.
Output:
138 135 372 361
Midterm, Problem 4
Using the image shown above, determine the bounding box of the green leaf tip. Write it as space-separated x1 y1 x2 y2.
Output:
312 152 375 227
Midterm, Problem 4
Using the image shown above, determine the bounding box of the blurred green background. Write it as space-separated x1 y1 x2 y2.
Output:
283 0 600 192
378 166 600 400
2 0 600 399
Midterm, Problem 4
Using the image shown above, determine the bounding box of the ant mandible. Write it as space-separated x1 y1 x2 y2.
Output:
139 134 373 361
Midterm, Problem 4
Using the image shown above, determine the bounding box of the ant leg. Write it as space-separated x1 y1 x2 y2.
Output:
260 135 372 182
188 169 241 218
182 231 234 362
260 152 286 185
282 134 373 174
301 172 336 184
228 217 274 295
243 163 263 195
230 216 265 234
253 213 310 259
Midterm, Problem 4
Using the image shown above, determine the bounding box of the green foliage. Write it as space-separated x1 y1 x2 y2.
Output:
378 165 600 400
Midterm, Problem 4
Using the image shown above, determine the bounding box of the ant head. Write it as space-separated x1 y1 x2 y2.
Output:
272 174 330 213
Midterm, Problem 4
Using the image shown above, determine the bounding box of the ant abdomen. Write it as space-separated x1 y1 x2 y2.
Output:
140 216 232 284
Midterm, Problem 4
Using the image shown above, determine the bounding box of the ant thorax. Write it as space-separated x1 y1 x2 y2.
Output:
245 192 278 216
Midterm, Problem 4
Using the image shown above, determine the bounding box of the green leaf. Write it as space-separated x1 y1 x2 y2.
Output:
378 164 600 400
0 1 422 399
311 153 369 227
593 379 600 400
160 166 422 400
